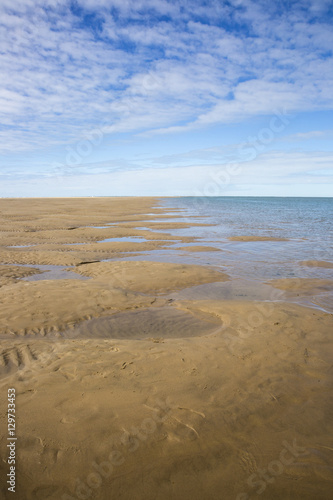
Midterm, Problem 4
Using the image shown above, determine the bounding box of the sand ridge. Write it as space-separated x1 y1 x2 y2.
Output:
269 278 333 296
0 261 228 337
69 260 229 293
301 260 333 269
0 198 205 267
174 245 222 252
0 264 43 288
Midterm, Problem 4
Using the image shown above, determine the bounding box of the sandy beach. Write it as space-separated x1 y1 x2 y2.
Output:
0 198 332 500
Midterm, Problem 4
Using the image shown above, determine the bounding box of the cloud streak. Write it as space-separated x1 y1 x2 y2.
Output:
0 0 332 153
2 149 333 198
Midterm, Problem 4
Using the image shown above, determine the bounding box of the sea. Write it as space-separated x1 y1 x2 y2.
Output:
132 197 333 312
20 196 333 313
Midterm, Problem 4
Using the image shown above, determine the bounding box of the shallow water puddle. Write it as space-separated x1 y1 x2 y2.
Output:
11 263 90 281
169 279 281 302
61 306 221 339
99 236 148 243
8 245 35 248
63 236 149 245
289 293 333 314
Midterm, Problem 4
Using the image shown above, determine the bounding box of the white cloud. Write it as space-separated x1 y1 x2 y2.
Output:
283 130 333 142
0 0 332 154
2 149 333 197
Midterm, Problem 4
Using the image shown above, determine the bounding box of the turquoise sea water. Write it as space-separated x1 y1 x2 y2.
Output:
162 196 333 241
151 197 333 277
128 197 333 312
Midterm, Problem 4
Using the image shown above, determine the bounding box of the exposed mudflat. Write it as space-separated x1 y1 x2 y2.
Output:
0 197 332 500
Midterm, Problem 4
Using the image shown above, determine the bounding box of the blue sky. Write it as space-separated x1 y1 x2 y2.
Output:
0 0 332 197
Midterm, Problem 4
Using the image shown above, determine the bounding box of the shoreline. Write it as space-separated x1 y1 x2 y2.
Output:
0 197 332 499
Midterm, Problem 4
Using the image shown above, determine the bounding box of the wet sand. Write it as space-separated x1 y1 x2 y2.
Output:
174 245 222 252
0 198 332 500
301 260 333 269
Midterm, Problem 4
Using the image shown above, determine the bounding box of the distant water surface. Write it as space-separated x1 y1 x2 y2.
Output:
142 197 333 284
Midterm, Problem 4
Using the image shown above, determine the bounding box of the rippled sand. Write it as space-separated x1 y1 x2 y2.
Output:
0 198 332 500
